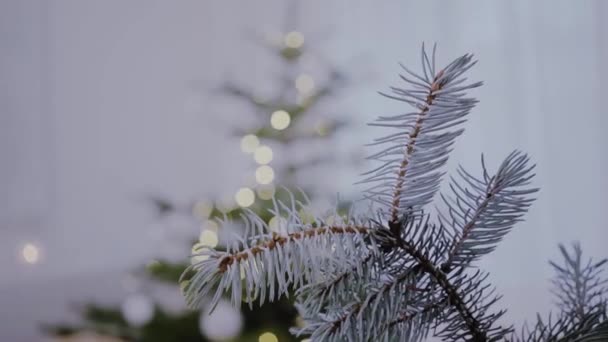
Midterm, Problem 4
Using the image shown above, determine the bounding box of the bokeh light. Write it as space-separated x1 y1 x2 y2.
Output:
240 134 260 154
235 187 255 207
270 110 291 130
254 145 273 164
284 31 304 49
255 165 275 185
295 74 315 94
258 331 279 342
199 229 218 248
268 216 287 234
22 243 40 264
256 184 275 200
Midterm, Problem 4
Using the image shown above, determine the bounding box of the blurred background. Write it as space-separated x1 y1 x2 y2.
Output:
1 1 607 341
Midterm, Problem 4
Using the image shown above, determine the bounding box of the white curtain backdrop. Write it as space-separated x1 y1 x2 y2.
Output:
1 1 606 340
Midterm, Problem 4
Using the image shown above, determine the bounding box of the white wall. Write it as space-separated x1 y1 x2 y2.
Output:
1 1 607 340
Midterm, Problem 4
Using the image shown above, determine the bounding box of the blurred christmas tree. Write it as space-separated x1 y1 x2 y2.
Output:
43 3 360 342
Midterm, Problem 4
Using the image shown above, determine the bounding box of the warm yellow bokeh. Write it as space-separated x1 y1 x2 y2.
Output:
199 230 218 248
255 165 275 185
254 145 273 164
295 74 315 94
284 31 304 49
268 216 288 234
256 184 275 200
235 187 255 207
22 243 39 264
240 134 260 154
258 332 279 342
270 110 291 130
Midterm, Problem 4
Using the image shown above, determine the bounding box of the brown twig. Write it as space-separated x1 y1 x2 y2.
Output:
217 225 370 273
389 70 445 228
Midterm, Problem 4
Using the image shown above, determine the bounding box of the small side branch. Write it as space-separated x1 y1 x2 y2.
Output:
217 225 370 273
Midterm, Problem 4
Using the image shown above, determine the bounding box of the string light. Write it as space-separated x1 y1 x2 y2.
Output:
270 110 291 130
192 200 213 220
284 31 304 49
254 145 273 165
295 74 315 94
256 184 275 200
235 187 255 207
240 134 260 154
255 165 275 185
199 229 218 248
258 332 279 342
22 243 40 264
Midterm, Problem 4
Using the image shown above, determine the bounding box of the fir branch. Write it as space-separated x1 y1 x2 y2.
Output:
216 225 370 273
396 236 488 341
550 243 608 320
180 45 608 342
184 214 371 310
440 151 538 271
362 44 482 231
511 243 607 342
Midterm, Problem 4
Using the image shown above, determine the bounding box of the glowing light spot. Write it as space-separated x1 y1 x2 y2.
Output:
284 31 304 49
22 243 39 264
295 74 315 94
270 110 291 130
235 187 255 207
257 184 275 200
199 230 218 248
192 201 213 219
254 145 273 164
301 339 311 342
268 216 287 234
255 165 275 185
259 332 279 342
240 134 260 154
